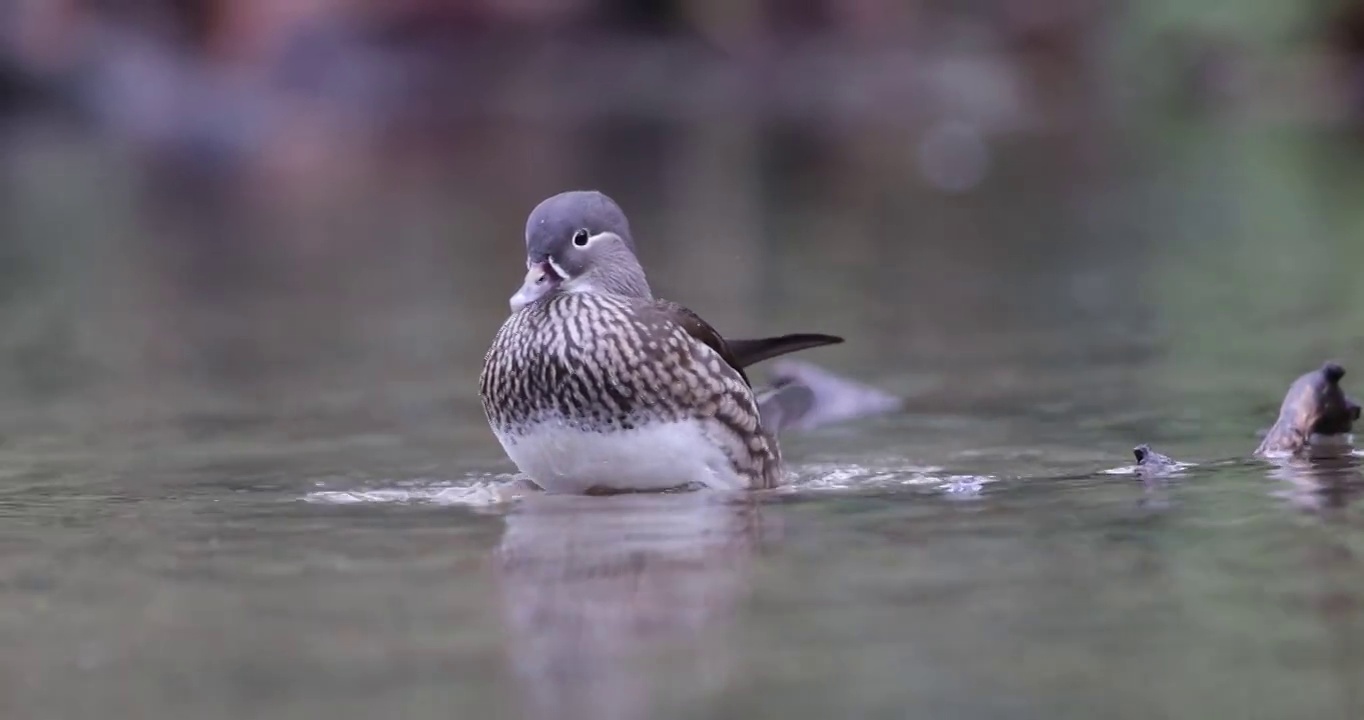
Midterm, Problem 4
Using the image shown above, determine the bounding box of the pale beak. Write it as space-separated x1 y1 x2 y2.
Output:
509 261 561 311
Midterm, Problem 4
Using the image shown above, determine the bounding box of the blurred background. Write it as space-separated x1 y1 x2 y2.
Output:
4 0 1364 439
6 3 1364 719
5 0 1364 502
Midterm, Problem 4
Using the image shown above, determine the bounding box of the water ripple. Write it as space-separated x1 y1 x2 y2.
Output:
300 462 998 507
302 474 529 508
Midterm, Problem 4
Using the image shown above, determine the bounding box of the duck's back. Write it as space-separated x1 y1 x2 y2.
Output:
479 292 781 492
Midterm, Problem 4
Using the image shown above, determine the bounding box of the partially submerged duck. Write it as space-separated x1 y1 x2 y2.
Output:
1131 444 1188 476
1254 362 1361 457
1131 361 1361 477
479 191 898 494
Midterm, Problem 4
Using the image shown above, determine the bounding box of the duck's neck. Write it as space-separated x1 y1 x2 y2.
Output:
566 259 653 300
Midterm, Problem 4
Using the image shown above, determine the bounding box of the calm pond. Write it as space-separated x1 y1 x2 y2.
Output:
2 113 1364 719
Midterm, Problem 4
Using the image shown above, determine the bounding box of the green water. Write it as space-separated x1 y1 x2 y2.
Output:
1 115 1363 719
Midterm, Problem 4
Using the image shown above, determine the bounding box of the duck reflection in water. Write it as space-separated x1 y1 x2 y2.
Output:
1268 451 1364 513
484 355 901 718
493 491 771 720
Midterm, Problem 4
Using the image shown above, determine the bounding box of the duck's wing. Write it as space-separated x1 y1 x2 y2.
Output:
648 299 754 385
641 299 897 436
650 299 843 381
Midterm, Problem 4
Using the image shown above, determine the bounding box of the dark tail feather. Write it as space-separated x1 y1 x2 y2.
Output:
728 334 844 368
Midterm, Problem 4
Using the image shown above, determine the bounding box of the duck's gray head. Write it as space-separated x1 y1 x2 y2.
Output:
509 190 652 311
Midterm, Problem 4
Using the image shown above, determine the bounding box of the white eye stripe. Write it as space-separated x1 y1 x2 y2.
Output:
547 256 571 280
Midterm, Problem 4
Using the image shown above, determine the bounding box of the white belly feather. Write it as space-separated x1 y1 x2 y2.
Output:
495 420 745 493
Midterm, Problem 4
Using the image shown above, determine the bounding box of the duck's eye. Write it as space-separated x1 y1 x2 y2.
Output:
572 229 590 247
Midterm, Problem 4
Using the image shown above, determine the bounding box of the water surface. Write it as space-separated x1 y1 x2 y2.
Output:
2 116 1364 719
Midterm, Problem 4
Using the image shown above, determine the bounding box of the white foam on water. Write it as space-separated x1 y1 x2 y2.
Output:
302 474 530 508
1102 463 1178 476
785 462 996 496
299 461 1000 506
